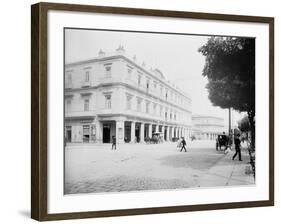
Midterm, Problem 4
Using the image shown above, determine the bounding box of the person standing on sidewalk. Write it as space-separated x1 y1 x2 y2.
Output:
180 137 187 152
232 134 242 161
112 136 117 150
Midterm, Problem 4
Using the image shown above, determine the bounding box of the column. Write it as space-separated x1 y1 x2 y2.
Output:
95 121 102 143
171 127 174 140
116 120 124 144
130 121 135 143
140 123 145 143
148 124 152 138
169 127 172 141
155 124 159 133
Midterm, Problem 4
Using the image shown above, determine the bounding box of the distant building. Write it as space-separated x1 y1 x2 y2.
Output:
64 46 192 144
192 115 225 140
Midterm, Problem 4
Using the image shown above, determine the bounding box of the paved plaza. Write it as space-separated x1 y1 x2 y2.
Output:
64 141 255 194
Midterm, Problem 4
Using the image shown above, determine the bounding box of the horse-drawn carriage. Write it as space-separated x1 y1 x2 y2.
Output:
145 132 163 144
216 134 230 151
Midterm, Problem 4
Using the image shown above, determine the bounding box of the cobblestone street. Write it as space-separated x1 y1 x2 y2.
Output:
65 141 255 194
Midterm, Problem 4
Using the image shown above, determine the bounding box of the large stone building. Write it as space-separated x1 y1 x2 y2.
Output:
64 46 192 144
192 115 225 140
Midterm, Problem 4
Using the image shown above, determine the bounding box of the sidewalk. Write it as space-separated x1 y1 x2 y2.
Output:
65 142 255 194
197 148 255 187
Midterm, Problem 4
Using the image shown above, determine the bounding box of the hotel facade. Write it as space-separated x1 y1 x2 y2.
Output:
64 46 192 144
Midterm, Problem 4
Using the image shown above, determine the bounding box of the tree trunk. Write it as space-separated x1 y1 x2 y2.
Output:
247 110 255 151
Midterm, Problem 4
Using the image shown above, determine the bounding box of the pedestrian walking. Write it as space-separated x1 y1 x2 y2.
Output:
112 136 117 150
180 137 187 152
232 134 242 161
177 138 182 148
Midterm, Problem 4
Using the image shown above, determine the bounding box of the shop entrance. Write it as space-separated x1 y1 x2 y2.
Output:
124 122 131 143
103 124 111 143
135 123 141 143
65 126 72 142
83 125 90 143
164 127 167 141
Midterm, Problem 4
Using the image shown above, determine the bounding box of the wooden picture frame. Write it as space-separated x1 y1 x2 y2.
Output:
31 2 274 221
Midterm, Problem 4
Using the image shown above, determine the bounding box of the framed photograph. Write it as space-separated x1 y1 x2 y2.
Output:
31 2 274 221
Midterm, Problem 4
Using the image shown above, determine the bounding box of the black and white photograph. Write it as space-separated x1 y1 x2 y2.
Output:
63 28 256 195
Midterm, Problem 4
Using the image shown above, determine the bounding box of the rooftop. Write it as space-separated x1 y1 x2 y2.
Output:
65 45 190 100
192 114 224 120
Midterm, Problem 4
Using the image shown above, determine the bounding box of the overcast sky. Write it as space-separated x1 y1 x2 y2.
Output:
65 29 244 128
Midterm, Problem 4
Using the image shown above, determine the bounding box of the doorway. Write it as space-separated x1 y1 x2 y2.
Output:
83 125 90 143
103 124 111 143
66 126 71 142
124 122 131 143
164 127 167 141
135 123 140 143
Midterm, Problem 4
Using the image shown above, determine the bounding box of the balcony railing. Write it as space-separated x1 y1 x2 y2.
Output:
65 82 73 89
82 81 91 88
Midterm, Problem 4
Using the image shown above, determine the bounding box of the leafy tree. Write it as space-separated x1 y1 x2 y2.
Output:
238 116 250 132
198 37 255 149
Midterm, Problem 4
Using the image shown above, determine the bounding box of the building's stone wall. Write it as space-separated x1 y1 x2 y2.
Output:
64 47 192 144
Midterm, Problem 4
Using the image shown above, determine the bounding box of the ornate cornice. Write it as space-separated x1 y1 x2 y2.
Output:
97 113 191 128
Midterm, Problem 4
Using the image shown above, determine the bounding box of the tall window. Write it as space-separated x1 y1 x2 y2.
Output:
138 74 141 86
105 95 111 109
137 98 142 112
105 65 112 77
66 99 71 112
146 101 150 113
153 103 157 115
84 99 89 111
126 95 132 110
160 106 163 117
127 66 133 79
146 79 150 90
66 72 72 88
165 111 167 120
160 85 163 96
154 81 157 90
85 71 90 82
67 73 72 84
